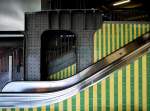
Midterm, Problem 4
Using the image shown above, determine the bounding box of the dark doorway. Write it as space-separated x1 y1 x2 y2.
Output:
41 30 76 80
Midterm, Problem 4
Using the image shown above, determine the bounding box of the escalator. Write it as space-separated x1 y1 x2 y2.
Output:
0 32 150 107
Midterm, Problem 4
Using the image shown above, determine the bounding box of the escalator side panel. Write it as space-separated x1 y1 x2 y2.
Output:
0 22 149 108
0 51 150 110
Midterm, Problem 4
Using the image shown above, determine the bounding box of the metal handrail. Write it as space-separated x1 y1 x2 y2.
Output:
0 32 150 108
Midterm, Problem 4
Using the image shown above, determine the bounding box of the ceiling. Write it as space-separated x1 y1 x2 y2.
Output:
0 0 149 31
42 0 149 11
0 0 41 31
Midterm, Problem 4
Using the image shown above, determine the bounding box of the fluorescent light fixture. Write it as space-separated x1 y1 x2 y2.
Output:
113 0 130 6
0 34 24 37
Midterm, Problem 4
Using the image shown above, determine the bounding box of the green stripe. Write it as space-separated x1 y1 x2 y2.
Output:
140 24 142 37
127 24 130 43
136 24 139 38
37 106 41 111
148 24 150 32
60 71 62 79
57 72 59 80
147 52 150 111
138 57 142 110
19 108 24 111
11 108 16 111
130 61 134 111
114 71 118 111
58 72 61 80
106 24 108 56
106 78 110 111
59 72 61 80
97 82 101 111
63 70 65 79
110 24 112 53
89 86 93 111
63 100 67 111
70 66 72 76
46 105 50 111
54 103 59 111
51 75 54 80
123 24 126 45
55 72 58 80
2 109 6 111
74 64 76 74
53 73 55 80
55 74 57 80
56 73 58 80
131 24 134 41
147 24 150 32
80 91 84 111
28 108 33 111
72 95 76 111
66 68 68 78
122 67 126 111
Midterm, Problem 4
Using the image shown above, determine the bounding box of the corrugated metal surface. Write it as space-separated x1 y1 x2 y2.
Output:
0 22 150 110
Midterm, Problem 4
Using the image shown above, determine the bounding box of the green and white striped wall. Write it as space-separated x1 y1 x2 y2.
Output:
1 21 150 110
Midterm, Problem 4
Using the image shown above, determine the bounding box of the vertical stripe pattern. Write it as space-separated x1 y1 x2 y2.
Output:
49 64 76 80
1 22 150 111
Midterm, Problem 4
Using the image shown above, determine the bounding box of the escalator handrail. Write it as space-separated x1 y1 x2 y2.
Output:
0 32 150 107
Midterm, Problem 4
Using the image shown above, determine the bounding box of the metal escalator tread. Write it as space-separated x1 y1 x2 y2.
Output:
0 32 150 107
